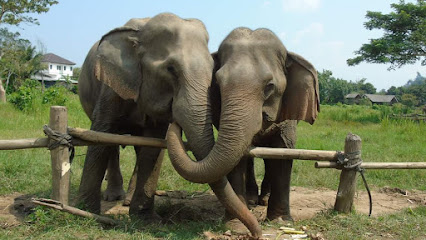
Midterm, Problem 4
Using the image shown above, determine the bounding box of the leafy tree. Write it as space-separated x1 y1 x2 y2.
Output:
352 78 377 94
318 70 356 104
386 72 425 106
0 29 45 91
0 0 58 26
72 66 80 80
347 0 426 69
400 93 419 107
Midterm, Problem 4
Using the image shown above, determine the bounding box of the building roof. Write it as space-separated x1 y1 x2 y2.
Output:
364 94 398 103
42 53 75 65
345 93 362 99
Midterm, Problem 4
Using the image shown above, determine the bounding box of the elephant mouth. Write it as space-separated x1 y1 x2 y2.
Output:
262 112 274 129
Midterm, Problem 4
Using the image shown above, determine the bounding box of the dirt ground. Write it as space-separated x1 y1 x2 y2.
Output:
1 186 425 239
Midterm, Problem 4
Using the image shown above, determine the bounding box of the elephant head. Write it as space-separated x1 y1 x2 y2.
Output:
168 27 319 183
167 27 319 235
93 13 215 159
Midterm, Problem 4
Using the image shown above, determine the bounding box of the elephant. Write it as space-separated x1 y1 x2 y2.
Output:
78 13 259 232
167 27 319 234
77 13 219 220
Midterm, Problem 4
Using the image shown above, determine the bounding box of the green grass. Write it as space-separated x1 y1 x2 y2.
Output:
293 206 426 239
293 105 425 191
0 95 425 239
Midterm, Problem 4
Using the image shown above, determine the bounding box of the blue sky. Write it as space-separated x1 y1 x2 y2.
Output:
12 0 425 90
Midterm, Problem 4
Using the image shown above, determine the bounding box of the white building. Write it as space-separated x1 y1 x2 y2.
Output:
33 53 77 86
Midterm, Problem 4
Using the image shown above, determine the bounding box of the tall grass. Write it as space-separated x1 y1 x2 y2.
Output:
294 105 425 191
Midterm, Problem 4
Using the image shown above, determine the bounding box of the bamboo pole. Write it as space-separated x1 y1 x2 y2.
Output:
248 147 339 161
334 133 362 213
67 127 167 148
49 106 70 205
0 138 50 150
32 198 118 225
316 161 426 169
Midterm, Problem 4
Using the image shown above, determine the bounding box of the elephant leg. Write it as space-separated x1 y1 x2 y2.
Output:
78 143 119 213
224 157 251 234
129 124 168 221
245 157 259 205
264 158 293 222
258 160 271 206
123 158 138 206
103 150 125 201
263 120 296 221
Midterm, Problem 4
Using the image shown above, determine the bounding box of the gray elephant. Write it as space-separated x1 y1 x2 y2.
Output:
78 13 259 232
78 13 218 220
167 27 319 233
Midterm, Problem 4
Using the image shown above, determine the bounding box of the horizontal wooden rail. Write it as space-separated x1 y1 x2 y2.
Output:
249 147 339 161
0 137 49 150
67 127 167 148
315 161 426 169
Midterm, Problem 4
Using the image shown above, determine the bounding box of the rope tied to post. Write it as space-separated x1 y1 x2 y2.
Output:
336 150 372 216
43 125 75 163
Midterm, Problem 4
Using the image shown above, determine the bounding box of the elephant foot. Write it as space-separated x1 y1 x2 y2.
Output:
103 187 126 201
77 190 102 214
246 192 259 206
258 193 270 206
224 218 250 235
266 215 293 226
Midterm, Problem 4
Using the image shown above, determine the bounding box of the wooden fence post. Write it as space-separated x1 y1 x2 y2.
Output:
49 106 70 204
334 133 362 213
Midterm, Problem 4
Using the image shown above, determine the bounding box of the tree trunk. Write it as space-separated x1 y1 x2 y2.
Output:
0 80 5 103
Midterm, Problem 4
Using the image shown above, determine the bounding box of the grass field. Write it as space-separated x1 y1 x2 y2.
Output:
0 92 425 239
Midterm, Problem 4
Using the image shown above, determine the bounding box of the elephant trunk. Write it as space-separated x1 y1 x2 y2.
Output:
167 92 263 237
167 123 262 238
168 90 262 183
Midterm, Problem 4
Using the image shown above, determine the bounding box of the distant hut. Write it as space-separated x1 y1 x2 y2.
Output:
344 93 362 104
364 94 398 105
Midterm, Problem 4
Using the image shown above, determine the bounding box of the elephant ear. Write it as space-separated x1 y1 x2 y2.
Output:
280 51 320 124
94 26 143 101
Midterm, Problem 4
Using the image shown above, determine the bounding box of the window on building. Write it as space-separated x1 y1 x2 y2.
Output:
50 65 52 70
64 66 67 71
57 65 62 70
70 67 73 71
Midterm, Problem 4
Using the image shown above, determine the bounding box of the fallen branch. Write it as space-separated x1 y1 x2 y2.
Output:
31 198 118 226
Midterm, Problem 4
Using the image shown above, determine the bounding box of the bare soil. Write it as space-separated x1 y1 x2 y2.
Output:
1 187 425 239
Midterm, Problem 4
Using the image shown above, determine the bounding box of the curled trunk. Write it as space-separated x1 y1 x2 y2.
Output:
167 123 261 237
167 94 263 237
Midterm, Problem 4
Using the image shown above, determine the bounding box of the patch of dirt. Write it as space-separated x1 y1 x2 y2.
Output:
1 187 425 239
0 193 35 228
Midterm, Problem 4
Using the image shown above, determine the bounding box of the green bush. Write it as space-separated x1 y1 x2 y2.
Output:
42 86 68 106
8 80 69 112
8 79 41 112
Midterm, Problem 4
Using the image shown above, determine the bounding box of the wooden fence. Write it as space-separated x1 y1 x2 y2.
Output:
1 106 425 213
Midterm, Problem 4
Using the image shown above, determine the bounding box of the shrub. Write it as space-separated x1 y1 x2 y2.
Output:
8 79 41 112
42 86 68 106
8 80 69 112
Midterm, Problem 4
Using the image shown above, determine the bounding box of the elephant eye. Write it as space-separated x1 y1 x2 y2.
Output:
263 82 275 99
167 65 178 78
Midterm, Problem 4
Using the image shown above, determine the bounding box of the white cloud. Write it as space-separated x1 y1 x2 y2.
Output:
279 32 287 41
283 0 320 12
293 22 324 44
